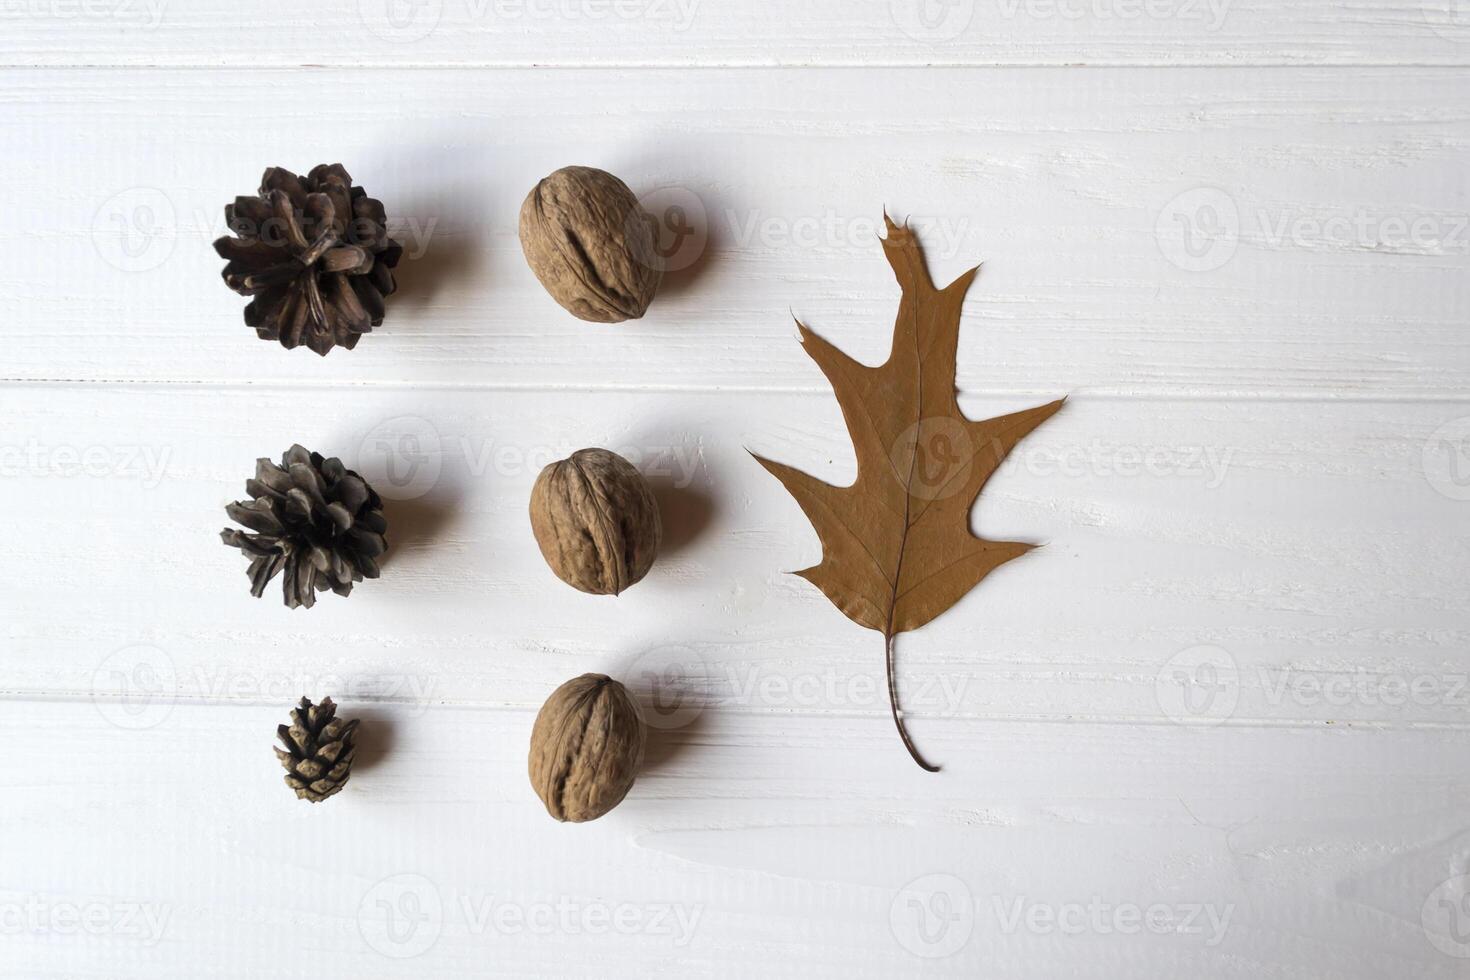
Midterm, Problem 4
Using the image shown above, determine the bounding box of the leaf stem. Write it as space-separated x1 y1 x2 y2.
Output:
885 633 940 772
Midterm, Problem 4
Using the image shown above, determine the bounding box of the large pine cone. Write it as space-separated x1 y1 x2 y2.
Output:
220 445 388 609
214 165 402 356
275 697 359 803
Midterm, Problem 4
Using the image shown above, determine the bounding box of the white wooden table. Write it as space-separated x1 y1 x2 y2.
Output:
2 3 1468 977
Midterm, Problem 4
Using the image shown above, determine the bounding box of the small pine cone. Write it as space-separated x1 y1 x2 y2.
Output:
214 164 403 356
220 445 388 610
275 697 359 803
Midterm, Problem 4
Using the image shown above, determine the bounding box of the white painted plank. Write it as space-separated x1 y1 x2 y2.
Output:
2 0 1469 67
4 385 1466 734
4 68 1466 396
0 698 1466 978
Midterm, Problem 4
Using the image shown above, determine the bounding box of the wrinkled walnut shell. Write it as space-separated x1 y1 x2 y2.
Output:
529 448 662 595
518 166 661 323
528 673 646 823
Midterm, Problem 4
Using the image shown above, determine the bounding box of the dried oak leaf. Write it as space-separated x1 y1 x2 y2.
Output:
752 215 1064 772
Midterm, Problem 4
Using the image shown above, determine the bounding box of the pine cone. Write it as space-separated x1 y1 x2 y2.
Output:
214 164 403 356
274 697 359 803
220 445 388 609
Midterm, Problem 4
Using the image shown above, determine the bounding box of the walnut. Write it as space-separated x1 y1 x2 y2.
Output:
529 448 662 595
517 166 661 323
528 673 646 822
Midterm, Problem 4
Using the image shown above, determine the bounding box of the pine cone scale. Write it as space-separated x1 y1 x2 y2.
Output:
215 164 399 355
274 697 360 803
221 445 386 609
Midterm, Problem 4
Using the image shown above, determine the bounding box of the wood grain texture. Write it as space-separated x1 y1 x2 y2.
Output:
3 7 1469 976
2 0 1469 67
0 700 1467 978
1 67 1466 395
4 386 1466 729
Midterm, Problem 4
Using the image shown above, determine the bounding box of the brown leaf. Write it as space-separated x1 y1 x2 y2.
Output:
752 215 1064 771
